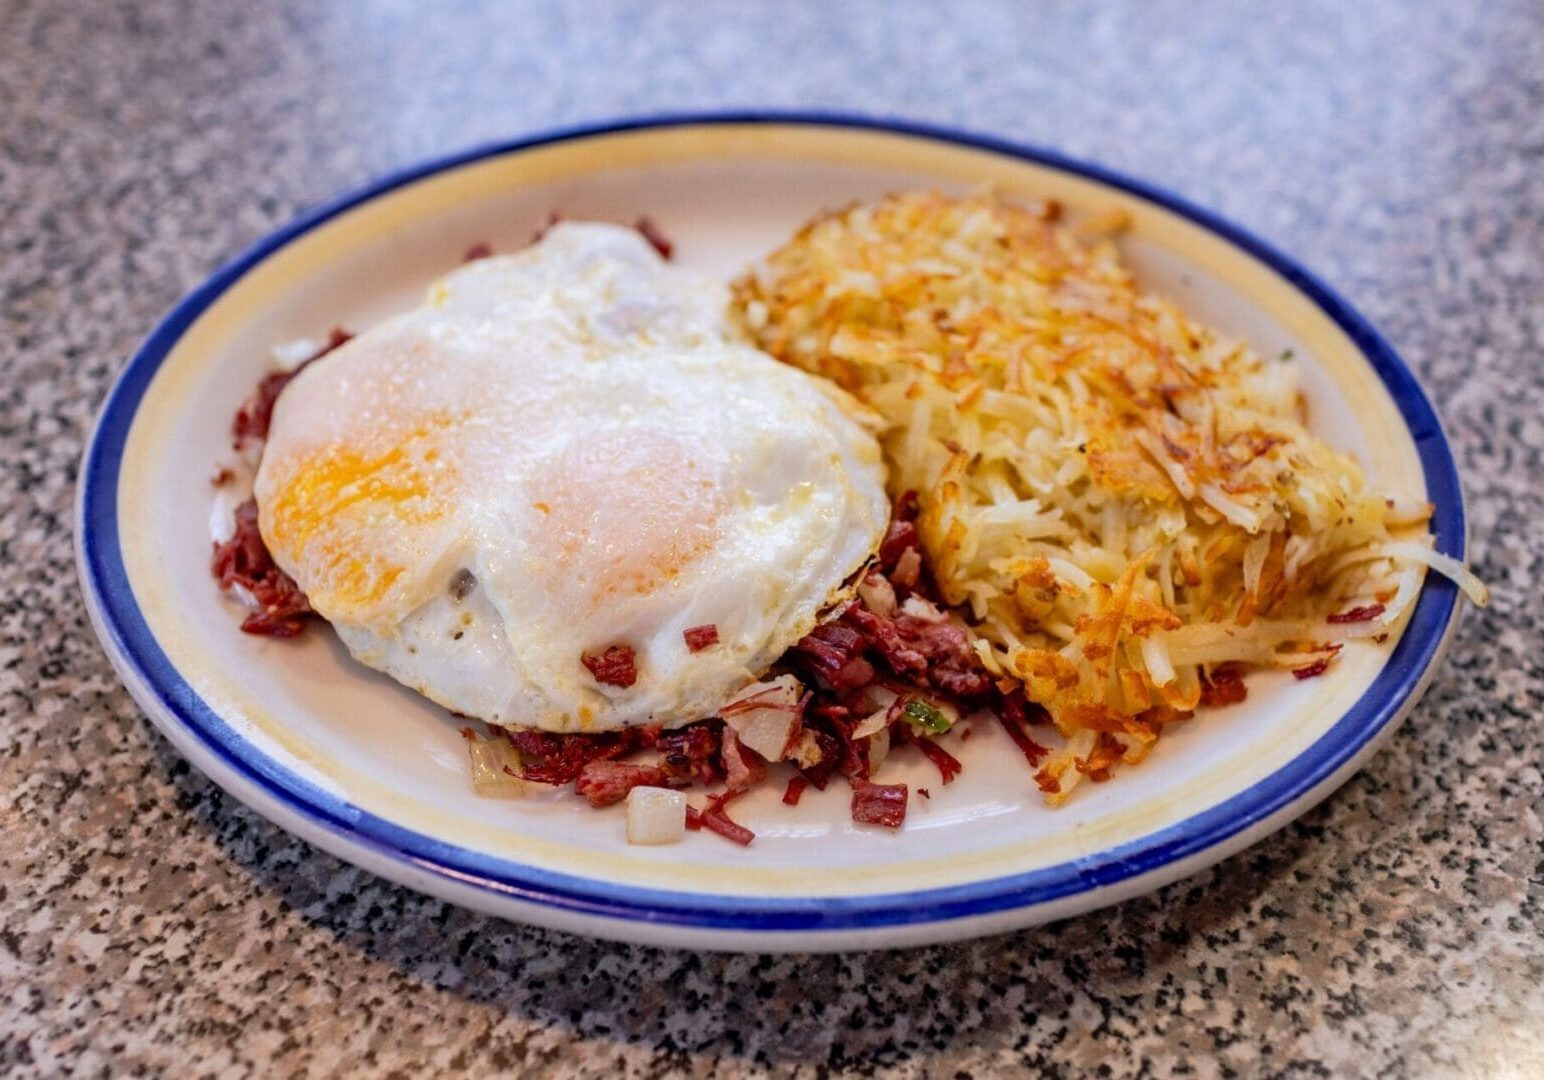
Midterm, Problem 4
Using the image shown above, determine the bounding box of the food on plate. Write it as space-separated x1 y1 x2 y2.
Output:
250 222 890 732
733 191 1487 802
215 219 1003 843
210 193 1486 840
626 786 689 845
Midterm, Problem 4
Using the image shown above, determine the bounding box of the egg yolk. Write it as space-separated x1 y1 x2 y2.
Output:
532 429 727 607
264 413 458 614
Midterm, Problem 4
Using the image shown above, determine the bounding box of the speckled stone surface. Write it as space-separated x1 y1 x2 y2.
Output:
2 0 1541 1075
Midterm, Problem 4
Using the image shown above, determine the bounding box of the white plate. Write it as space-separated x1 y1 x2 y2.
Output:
76 114 1468 952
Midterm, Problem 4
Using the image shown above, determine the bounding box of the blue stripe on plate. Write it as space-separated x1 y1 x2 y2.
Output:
77 111 1465 932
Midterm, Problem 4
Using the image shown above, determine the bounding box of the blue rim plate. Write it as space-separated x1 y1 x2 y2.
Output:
76 112 1466 951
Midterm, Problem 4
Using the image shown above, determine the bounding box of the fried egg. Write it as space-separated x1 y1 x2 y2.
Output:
254 223 889 732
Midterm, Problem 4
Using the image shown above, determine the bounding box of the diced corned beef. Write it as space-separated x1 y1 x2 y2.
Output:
914 736 963 784
787 633 848 679
1074 732 1124 783
828 656 878 691
582 644 638 687
719 731 766 795
634 216 673 259
575 761 670 807
998 687 1049 727
782 776 809 806
210 498 313 637
845 607 927 674
838 727 873 783
899 615 993 699
1327 603 1386 624
690 794 755 846
683 624 719 651
658 723 724 786
932 665 993 699
809 699 852 724
231 327 351 448
810 622 864 653
879 520 919 568
825 597 859 623
1200 665 1249 707
902 615 971 663
789 623 878 691
794 729 842 790
530 212 562 245
775 538 995 801
1292 656 1334 680
232 371 295 449
236 599 311 637
807 703 872 784
997 691 1052 768
851 781 908 828
214 331 355 637
700 809 754 846
507 726 655 786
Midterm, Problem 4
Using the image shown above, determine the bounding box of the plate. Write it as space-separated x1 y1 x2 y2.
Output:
76 113 1467 952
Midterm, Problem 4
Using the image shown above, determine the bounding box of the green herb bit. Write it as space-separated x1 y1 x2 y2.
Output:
902 699 952 734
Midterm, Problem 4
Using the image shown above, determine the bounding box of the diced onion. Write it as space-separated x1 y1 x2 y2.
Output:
867 726 892 772
721 674 802 761
865 685 901 713
857 572 897 616
852 707 891 740
900 595 948 623
467 737 525 798
625 786 686 845
270 337 322 371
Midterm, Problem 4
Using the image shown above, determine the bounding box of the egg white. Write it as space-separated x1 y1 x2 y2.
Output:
254 223 889 732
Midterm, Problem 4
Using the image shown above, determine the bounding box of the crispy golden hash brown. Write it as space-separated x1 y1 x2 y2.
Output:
733 191 1486 802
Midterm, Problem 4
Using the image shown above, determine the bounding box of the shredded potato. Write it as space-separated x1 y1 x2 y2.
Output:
733 191 1486 802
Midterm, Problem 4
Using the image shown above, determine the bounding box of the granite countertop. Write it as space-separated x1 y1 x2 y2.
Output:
3 0 1541 1075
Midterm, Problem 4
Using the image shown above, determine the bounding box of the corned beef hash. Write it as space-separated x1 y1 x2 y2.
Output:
211 200 1485 846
